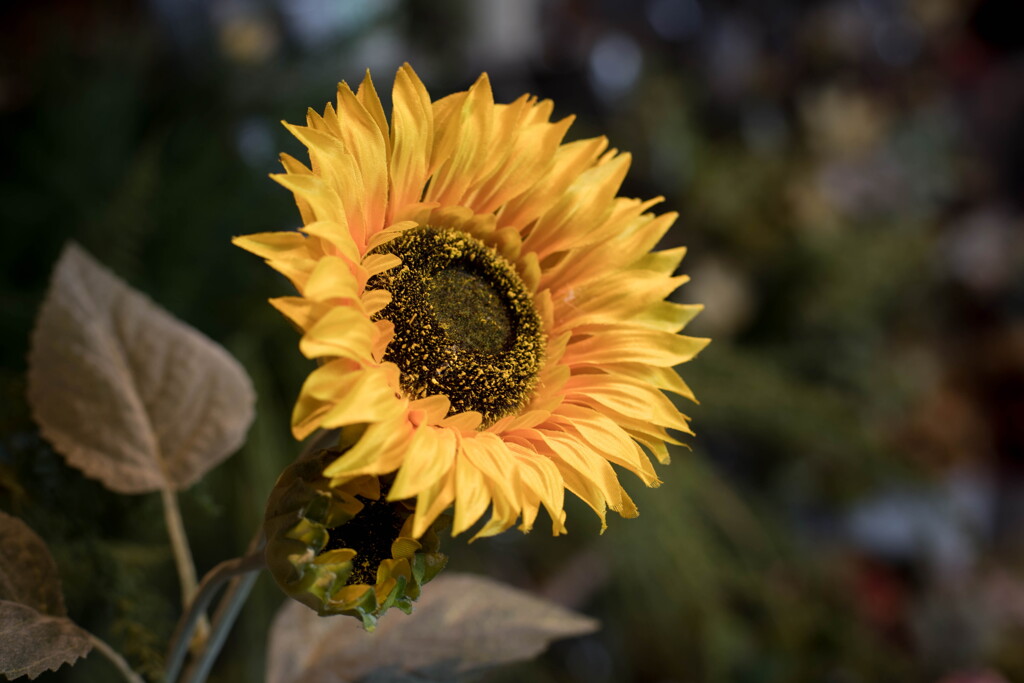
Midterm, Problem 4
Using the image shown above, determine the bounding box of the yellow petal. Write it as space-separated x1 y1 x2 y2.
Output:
537 199 665 293
498 136 609 231
441 411 483 432
634 246 688 276
335 82 389 242
389 426 456 500
510 446 567 535
302 255 362 303
563 327 710 368
461 434 520 519
277 154 316 224
361 289 392 317
470 491 518 541
298 306 377 360
408 394 452 424
361 253 401 277
356 69 391 159
488 409 551 434
366 220 418 252
553 271 689 331
231 231 308 261
272 172 348 226
522 152 632 259
412 468 456 538
284 123 373 249
549 405 660 487
628 301 704 334
306 366 404 429
269 296 331 331
466 116 574 215
425 72 494 206
428 90 470 178
300 220 360 263
452 445 491 536
603 363 698 403
324 417 412 480
389 64 434 222
562 374 692 435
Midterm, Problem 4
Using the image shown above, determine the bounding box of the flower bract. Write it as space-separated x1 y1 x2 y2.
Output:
236 64 708 540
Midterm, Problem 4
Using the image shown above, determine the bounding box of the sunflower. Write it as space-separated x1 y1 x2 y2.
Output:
235 64 708 541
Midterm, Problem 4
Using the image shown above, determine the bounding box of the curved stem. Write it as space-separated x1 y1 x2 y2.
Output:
170 438 321 682
86 632 144 683
180 560 262 683
164 547 265 683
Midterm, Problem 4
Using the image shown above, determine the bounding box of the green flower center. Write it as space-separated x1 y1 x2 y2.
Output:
367 227 545 425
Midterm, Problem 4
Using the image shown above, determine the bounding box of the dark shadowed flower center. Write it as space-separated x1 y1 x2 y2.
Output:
367 227 545 425
323 489 405 586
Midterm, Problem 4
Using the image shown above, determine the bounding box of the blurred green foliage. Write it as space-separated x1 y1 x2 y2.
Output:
3 1 1024 682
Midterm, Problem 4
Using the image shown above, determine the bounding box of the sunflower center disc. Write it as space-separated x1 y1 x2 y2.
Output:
426 268 511 355
367 227 545 425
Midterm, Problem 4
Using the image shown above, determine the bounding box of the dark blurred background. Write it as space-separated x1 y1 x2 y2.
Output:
3 0 1024 681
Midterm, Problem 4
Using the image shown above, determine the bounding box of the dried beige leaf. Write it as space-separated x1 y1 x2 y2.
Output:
0 511 65 617
0 602 93 680
0 513 92 680
27 242 256 494
266 572 600 683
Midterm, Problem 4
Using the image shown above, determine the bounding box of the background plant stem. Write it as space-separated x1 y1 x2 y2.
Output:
86 632 145 683
181 565 262 683
179 533 266 683
165 547 265 683
160 485 209 646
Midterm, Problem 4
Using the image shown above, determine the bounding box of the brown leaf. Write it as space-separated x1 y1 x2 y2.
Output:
27 242 256 494
265 572 600 683
0 512 66 617
0 602 93 680
0 514 92 680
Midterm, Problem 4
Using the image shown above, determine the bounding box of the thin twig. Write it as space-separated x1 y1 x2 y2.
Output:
86 632 145 683
178 532 265 683
164 544 265 683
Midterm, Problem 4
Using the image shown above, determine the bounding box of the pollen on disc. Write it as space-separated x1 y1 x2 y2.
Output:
366 227 545 426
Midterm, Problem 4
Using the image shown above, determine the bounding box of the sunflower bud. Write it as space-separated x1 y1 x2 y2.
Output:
263 445 449 629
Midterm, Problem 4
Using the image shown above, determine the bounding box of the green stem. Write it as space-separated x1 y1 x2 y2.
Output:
169 435 326 682
164 546 265 683
180 560 262 683
86 632 144 683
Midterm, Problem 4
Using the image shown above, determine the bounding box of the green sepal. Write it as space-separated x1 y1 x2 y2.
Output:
262 446 453 627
